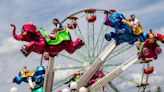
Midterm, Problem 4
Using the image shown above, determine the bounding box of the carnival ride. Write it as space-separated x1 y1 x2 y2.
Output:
11 9 164 92
13 66 45 90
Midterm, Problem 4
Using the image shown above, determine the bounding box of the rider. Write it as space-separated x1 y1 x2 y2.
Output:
128 14 143 35
49 18 64 40
65 71 82 84
128 15 139 28
23 66 28 75
148 29 155 43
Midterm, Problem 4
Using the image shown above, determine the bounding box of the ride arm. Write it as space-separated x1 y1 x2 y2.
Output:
11 24 23 41
77 41 117 90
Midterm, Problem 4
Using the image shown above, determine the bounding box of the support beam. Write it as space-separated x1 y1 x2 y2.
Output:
77 41 117 90
44 57 55 92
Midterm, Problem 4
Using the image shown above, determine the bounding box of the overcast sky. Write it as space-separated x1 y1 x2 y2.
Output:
0 0 164 92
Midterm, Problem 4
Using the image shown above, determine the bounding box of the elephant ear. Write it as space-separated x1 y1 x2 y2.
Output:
22 23 37 33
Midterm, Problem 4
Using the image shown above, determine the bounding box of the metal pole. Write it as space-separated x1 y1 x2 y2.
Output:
40 54 43 66
44 56 55 92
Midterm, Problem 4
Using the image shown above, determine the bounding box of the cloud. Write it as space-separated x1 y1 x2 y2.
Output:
0 37 21 54
117 72 164 91
0 0 164 92
130 73 163 84
158 27 164 34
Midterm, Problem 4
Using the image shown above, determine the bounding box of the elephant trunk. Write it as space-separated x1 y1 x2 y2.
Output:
11 24 23 41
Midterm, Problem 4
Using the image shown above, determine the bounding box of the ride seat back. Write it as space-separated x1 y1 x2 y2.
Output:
39 28 71 45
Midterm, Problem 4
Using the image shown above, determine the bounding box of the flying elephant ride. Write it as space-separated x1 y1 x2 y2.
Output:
104 10 148 45
10 22 84 57
13 66 45 90
137 30 164 61
135 30 164 91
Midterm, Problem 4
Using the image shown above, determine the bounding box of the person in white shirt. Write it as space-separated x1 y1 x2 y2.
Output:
128 14 143 35
129 14 140 28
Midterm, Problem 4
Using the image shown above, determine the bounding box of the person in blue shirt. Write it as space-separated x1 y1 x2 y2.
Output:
49 18 64 39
